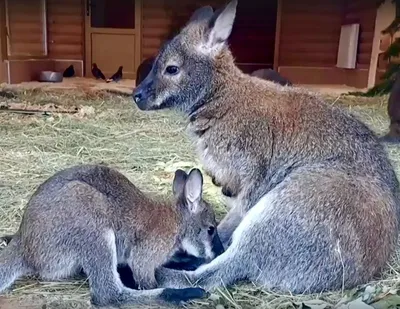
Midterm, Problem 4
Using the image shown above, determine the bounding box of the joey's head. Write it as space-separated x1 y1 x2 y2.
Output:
132 0 238 113
172 168 224 263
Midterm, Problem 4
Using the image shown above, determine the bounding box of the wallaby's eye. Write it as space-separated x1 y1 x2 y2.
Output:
165 65 179 75
207 226 215 236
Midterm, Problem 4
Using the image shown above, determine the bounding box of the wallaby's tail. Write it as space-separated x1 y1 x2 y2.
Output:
107 287 207 307
0 236 29 293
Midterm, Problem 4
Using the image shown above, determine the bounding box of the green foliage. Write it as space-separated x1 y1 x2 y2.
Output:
358 0 400 97
356 63 400 97
383 37 400 59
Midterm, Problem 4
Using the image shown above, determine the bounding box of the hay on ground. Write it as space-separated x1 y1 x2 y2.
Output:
0 86 399 309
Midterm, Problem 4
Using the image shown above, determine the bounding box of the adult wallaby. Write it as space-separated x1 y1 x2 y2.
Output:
380 71 400 143
132 0 400 295
0 164 224 306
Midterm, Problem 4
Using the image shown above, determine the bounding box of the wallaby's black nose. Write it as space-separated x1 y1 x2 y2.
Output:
133 90 143 103
133 88 149 110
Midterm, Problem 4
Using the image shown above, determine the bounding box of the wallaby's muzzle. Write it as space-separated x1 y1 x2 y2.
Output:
133 73 154 110
133 87 149 111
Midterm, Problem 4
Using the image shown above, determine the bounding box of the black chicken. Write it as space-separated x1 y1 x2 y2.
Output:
106 66 123 83
92 63 106 80
63 65 75 78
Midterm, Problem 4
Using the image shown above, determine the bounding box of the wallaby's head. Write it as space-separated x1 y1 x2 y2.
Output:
172 168 224 262
133 0 238 113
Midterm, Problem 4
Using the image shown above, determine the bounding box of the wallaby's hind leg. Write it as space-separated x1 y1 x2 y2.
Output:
82 229 207 306
156 245 245 291
0 236 30 293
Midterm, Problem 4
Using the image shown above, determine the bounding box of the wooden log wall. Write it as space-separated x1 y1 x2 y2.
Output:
6 0 46 56
140 0 222 60
342 0 379 69
5 0 84 59
278 0 378 69
278 0 343 67
46 0 84 60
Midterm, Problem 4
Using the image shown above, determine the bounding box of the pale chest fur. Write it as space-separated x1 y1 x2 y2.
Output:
186 122 246 210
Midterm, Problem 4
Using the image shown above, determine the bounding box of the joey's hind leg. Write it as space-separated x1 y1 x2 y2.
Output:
82 230 207 306
156 246 245 291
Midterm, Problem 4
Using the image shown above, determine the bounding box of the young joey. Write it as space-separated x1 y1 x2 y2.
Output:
0 164 224 307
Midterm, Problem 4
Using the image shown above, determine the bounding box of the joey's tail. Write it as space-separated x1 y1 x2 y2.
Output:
113 287 208 307
0 236 30 293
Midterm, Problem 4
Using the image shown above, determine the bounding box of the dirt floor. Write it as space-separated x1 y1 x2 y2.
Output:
1 77 367 97
0 85 398 309
3 77 136 96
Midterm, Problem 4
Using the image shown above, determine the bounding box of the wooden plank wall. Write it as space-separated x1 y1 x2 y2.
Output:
5 0 84 59
141 0 174 60
342 0 379 69
278 0 343 67
278 0 378 69
46 0 84 59
6 0 46 56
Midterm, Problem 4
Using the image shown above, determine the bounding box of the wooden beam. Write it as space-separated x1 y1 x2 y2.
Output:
0 0 6 83
84 0 91 77
134 0 142 80
273 0 282 71
368 0 395 88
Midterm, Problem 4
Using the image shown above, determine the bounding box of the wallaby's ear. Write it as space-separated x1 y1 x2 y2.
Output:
173 169 188 198
205 0 237 51
184 168 204 213
187 5 214 25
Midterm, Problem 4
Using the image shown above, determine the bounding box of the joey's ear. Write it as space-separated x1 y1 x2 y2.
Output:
184 168 204 213
203 0 237 52
187 5 214 25
172 169 188 198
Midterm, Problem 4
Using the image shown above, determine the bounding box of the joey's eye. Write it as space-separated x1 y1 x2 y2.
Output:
207 226 215 236
165 65 179 75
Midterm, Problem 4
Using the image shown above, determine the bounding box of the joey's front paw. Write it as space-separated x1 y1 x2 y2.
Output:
211 176 222 187
155 267 192 289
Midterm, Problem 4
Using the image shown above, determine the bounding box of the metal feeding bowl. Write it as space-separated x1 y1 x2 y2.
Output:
38 71 63 83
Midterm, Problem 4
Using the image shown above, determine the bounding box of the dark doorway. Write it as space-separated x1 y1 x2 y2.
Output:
166 0 278 74
228 0 278 73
